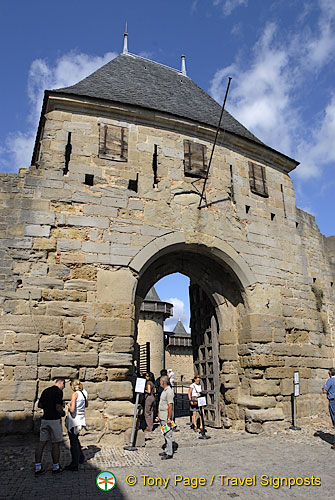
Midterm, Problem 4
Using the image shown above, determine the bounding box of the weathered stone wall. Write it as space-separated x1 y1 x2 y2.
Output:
165 346 194 385
0 97 334 439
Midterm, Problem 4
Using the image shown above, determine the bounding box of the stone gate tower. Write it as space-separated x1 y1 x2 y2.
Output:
0 36 334 441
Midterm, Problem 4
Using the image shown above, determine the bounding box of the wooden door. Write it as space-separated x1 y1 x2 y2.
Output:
189 283 221 427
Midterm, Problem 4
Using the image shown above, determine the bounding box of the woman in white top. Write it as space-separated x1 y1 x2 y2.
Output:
65 379 88 471
188 375 203 433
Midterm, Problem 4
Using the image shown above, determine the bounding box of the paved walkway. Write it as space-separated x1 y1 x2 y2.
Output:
1 417 334 499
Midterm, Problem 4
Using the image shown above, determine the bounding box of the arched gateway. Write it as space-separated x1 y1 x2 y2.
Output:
0 37 334 442
132 232 256 428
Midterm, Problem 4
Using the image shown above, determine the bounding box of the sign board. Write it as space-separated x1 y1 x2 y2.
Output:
197 396 207 407
294 384 300 397
135 377 146 394
294 371 299 385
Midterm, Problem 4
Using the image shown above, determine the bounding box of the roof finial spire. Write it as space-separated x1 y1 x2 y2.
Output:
181 55 187 76
122 23 128 54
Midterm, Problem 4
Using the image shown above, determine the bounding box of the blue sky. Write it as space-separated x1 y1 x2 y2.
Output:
1 0 334 330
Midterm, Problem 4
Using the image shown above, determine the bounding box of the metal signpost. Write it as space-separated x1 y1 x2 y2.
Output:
197 396 210 440
124 377 146 451
290 370 301 430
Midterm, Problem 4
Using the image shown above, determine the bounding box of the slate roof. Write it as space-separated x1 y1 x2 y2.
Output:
172 319 188 336
54 53 263 145
144 286 161 302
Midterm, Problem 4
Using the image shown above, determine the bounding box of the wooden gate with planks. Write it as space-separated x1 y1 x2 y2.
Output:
189 283 221 427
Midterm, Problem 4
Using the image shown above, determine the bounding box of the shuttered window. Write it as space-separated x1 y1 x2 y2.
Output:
248 162 268 197
98 123 128 161
183 140 207 178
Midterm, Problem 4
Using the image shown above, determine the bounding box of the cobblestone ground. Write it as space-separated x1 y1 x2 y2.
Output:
1 416 334 500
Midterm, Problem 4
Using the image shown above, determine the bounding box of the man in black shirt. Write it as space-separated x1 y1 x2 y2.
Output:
35 378 65 476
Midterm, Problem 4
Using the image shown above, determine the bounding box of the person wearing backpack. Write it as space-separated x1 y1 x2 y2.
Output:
65 379 88 471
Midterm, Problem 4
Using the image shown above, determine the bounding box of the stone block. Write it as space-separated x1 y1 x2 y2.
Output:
245 422 263 434
57 239 82 251
14 366 37 380
84 367 107 382
101 196 127 208
97 269 137 303
39 335 67 351
12 334 39 352
46 302 88 316
4 366 14 380
99 353 132 367
0 381 36 401
240 355 285 369
20 210 55 225
245 408 285 422
0 401 25 411
250 379 280 396
238 395 277 408
63 318 84 336
82 241 109 254
48 264 71 278
1 316 62 335
83 205 118 217
219 345 238 361
68 215 109 229
265 367 295 379
108 416 133 432
24 225 50 237
33 237 57 250
107 368 131 380
111 337 134 353
38 366 51 380
98 381 133 400
38 352 98 367
50 367 79 379
87 318 134 338
104 401 134 417
64 279 96 291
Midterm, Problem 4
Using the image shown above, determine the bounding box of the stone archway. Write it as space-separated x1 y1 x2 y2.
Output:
129 231 257 429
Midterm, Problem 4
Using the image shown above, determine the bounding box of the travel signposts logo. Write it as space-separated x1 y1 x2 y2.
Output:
96 471 116 491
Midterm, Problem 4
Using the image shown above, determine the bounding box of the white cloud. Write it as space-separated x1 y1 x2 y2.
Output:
296 96 335 179
209 2 335 180
163 297 190 332
213 0 248 16
0 50 117 173
304 0 335 70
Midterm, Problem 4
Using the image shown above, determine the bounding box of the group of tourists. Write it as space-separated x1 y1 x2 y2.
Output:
34 378 88 476
34 366 335 475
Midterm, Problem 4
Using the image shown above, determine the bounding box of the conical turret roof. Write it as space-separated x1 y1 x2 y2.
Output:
172 319 188 336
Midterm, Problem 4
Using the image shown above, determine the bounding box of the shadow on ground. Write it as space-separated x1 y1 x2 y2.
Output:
0 416 125 500
314 430 334 446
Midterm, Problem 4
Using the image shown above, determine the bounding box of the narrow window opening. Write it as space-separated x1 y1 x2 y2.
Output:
128 173 139 193
16 279 23 290
271 213 275 221
85 174 94 186
152 145 158 187
229 165 235 203
281 184 287 218
331 282 333 287
296 222 299 228
245 205 250 214
63 132 72 175
313 277 316 283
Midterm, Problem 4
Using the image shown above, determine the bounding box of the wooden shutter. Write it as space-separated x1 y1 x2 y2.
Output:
184 140 207 178
248 161 268 197
98 124 128 161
